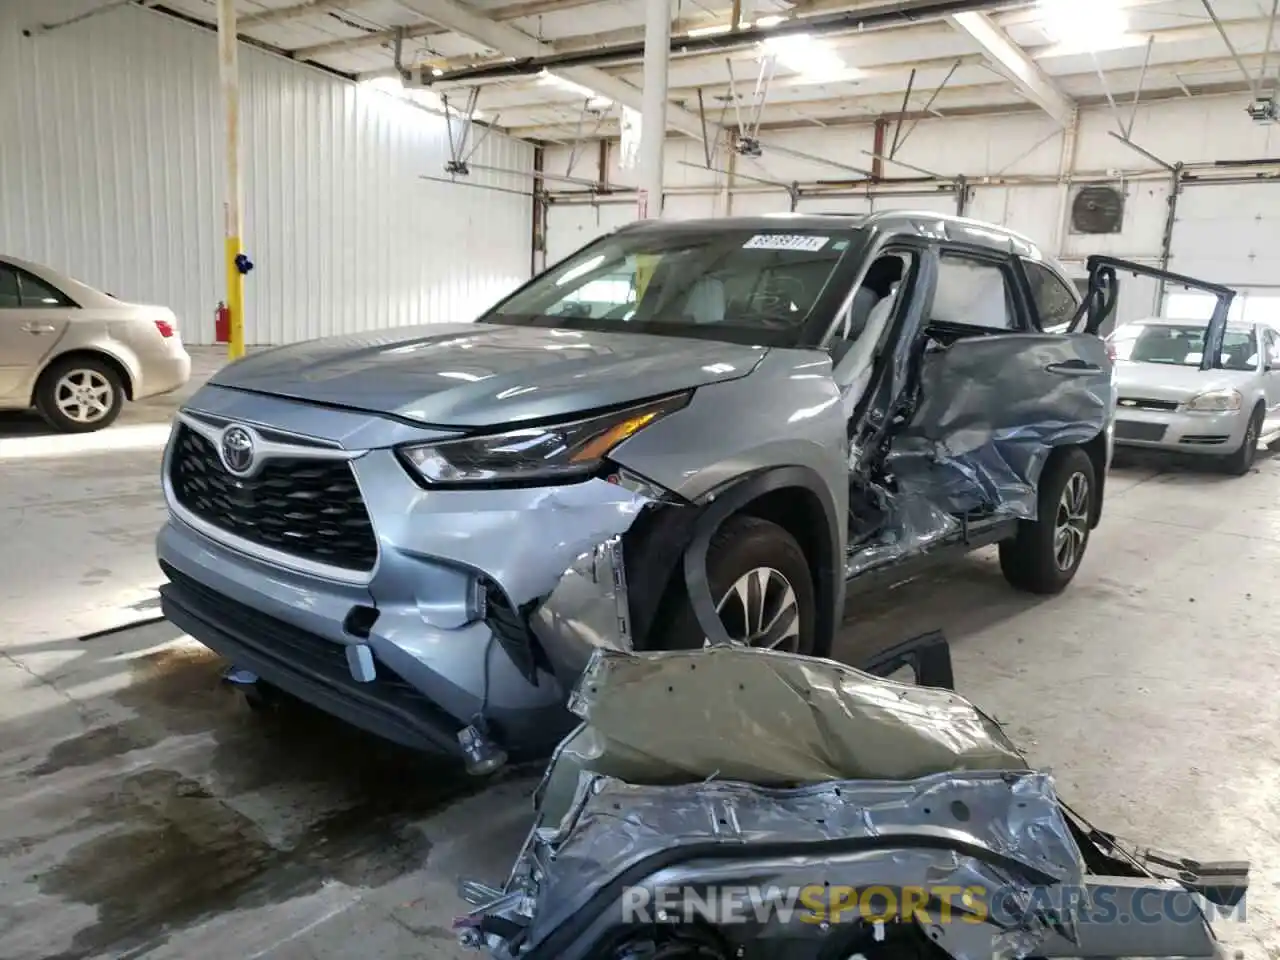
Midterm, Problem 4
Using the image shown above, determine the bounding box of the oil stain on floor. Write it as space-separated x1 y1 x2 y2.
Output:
15 642 511 960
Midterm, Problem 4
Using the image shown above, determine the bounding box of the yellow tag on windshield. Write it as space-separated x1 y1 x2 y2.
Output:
634 254 660 302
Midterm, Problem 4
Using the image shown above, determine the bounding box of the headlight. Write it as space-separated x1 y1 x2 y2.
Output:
1184 389 1242 412
399 392 691 485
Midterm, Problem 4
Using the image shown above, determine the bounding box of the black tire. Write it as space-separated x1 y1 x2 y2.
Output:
659 515 817 655
1223 403 1264 477
999 446 1096 595
35 355 125 433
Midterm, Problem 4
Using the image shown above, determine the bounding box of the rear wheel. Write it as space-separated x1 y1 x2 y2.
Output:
1223 403 1264 476
35 356 124 433
999 447 1096 595
660 515 816 654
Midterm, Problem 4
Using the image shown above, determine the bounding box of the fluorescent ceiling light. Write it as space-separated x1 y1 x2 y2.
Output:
761 33 848 82
1038 0 1128 50
687 23 733 36
358 76 484 119
754 15 786 26
538 69 610 105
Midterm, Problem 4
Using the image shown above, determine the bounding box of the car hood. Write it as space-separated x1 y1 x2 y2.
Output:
208 322 767 427
1114 360 1255 402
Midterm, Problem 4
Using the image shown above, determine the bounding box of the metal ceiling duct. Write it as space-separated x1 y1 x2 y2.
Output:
425 0 1027 84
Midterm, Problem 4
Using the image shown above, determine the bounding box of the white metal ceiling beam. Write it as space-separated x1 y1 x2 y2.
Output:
394 0 710 140
240 0 372 27
501 53 1267 139
947 11 1075 126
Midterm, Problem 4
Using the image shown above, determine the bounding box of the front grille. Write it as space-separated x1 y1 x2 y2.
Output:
170 424 377 572
1118 397 1180 412
1115 420 1168 442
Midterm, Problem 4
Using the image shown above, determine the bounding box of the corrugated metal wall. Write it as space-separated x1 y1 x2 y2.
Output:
0 2 533 345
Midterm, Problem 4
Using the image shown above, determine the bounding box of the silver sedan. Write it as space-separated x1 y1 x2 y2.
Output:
1108 316 1280 474
0 255 191 432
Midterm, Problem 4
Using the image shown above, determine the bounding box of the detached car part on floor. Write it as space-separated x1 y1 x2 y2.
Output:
158 212 1124 762
456 641 1249 960
0 254 191 432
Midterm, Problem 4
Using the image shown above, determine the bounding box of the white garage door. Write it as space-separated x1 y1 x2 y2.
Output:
1169 182 1280 287
1166 181 1280 325
796 193 959 217
545 201 636 264
795 196 871 214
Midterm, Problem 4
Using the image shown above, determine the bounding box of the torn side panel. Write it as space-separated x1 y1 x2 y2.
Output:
517 770 1086 960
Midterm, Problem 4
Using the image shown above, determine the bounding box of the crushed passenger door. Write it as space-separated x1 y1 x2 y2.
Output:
888 330 1113 517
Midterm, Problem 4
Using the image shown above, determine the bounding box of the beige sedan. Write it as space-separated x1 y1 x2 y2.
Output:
0 255 191 432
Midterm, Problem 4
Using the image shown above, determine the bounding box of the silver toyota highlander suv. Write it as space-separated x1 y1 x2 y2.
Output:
157 212 1119 762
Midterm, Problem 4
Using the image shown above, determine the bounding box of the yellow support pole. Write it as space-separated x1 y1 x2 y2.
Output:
217 0 246 360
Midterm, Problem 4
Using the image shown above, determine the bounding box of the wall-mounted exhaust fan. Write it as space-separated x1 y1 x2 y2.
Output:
1070 185 1125 235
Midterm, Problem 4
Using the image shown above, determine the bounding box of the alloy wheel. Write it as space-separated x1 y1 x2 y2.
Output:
54 369 115 424
710 566 801 651
1053 471 1090 572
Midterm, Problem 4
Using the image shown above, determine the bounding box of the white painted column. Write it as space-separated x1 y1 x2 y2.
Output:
637 0 671 219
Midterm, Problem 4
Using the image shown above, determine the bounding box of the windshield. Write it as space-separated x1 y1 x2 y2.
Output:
482 225 862 346
1111 322 1258 372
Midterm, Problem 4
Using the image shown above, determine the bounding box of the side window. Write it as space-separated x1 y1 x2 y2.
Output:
931 254 1018 331
836 251 912 343
1022 260 1079 330
1265 328 1280 367
17 270 73 308
0 266 19 308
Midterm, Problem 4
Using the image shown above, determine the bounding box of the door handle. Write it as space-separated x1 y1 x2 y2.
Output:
1045 360 1102 375
21 322 56 334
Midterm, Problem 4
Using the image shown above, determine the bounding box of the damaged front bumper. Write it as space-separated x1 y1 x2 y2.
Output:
457 645 1248 960
157 418 698 758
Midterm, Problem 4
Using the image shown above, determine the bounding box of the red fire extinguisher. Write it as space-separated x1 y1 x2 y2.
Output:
214 301 230 344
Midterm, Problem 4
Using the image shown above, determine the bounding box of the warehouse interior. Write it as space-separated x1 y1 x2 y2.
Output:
1 0 1279 956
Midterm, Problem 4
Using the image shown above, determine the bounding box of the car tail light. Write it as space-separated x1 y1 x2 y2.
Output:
1105 340 1116 361
155 319 175 338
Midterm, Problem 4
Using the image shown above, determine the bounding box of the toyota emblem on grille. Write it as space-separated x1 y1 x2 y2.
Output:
221 426 256 474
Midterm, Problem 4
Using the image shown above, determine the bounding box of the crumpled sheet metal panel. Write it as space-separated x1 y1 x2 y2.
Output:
538 647 1024 828
847 486 960 578
529 536 633 686
887 335 1113 520
522 771 1086 957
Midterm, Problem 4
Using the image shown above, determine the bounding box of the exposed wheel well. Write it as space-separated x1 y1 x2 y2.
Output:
32 350 134 405
639 482 841 657
734 486 839 656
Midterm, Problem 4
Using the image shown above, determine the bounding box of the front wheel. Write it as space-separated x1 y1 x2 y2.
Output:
1222 404 1264 477
999 447 1096 595
660 515 817 655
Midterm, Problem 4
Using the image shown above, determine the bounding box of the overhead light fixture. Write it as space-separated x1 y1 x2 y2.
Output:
754 15 786 27
358 76 484 118
687 23 733 37
431 66 444 77
537 69 611 105
761 33 849 82
1038 0 1128 50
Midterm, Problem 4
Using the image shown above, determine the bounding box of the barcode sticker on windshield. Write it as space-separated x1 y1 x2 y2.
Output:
743 234 830 252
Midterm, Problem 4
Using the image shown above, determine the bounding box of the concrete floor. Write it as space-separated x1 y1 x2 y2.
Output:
0 349 1277 959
